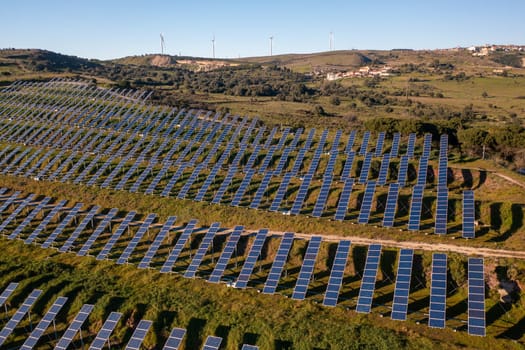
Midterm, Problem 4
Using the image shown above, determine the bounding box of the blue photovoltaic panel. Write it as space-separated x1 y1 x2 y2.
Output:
249 171 274 209
302 128 316 150
263 126 278 149
262 232 294 294
434 187 448 235
146 163 171 195
211 167 237 204
161 165 188 197
439 134 448 158
194 166 220 201
258 146 276 174
161 219 198 273
20 296 68 350
290 172 313 215
269 173 293 212
340 151 355 180
162 328 186 350
355 244 382 313
77 208 119 257
290 148 307 176
382 183 400 228
407 184 425 231
0 191 22 215
374 131 385 157
311 174 333 218
323 240 351 307
244 145 261 170
202 336 222 350
89 312 122 350
358 152 373 184
291 236 322 300
406 133 416 158
357 181 376 224
397 155 409 187
23 200 68 245
0 283 18 307
54 304 95 350
276 127 290 149
7 196 51 240
273 147 292 175
428 253 447 328
463 190 476 239
438 156 448 187
345 130 357 154
130 164 153 193
242 345 259 350
184 222 221 278
422 133 432 157
41 202 84 248
334 178 354 221
231 169 255 206
0 289 42 346
117 213 157 264
377 153 391 186
390 132 400 158
234 229 268 289
391 249 414 321
59 206 100 252
208 226 243 283
177 164 205 199
468 258 486 336
96 211 136 260
125 319 152 350
0 193 36 232
358 131 370 156
138 216 177 269
416 156 429 186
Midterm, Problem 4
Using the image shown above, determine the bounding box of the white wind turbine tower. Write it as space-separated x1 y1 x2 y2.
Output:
329 31 334 51
269 36 274 56
160 33 165 55
211 35 215 58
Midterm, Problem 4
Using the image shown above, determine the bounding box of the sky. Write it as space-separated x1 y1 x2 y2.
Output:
2 0 524 60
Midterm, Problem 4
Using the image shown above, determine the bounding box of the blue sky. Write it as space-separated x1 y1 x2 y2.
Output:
2 0 524 60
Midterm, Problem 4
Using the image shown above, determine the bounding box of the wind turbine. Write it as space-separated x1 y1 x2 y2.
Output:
329 31 334 51
160 33 165 55
269 36 274 56
211 35 215 59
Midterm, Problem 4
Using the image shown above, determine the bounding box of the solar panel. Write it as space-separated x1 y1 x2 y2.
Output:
130 164 153 193
194 167 220 201
162 328 186 350
428 253 447 328
77 208 119 256
202 336 222 350
468 258 486 336
153 163 178 196
249 172 274 209
125 319 152 350
0 191 22 215
416 156 429 186
96 211 137 260
274 147 292 175
434 187 448 235
117 213 157 264
242 345 259 350
290 172 313 215
20 296 68 350
357 181 376 224
244 145 261 171
208 225 243 283
234 229 268 289
377 153 391 185
391 249 414 321
258 146 276 174
323 240 351 307
231 169 255 206
437 155 448 187
0 283 18 307
115 158 142 190
12 149 42 176
54 304 95 350
268 172 292 212
276 127 290 149
0 289 42 346
382 183 400 227
422 133 432 157
345 130 357 154
358 131 370 156
407 184 425 231
358 152 373 184
291 236 322 300
462 190 476 239
161 219 198 273
41 202 84 248
7 196 51 240
334 178 354 221
183 222 221 278
406 133 416 158
289 128 303 150
355 244 382 313
439 134 448 158
390 132 400 158
340 151 355 180
289 147 307 177
138 216 177 269
374 131 385 157
312 174 333 218
89 312 122 350
177 164 205 199
262 232 294 294
302 128 316 150
59 206 100 252
0 193 36 232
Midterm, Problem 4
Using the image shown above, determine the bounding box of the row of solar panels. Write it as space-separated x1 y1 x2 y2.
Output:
0 283 257 349
0 193 485 336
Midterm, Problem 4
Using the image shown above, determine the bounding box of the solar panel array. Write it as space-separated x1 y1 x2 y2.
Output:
467 258 486 336
462 190 476 239
357 181 376 224
54 304 95 350
262 232 294 295
382 183 400 227
428 253 447 328
89 311 122 350
0 289 42 346
184 222 221 278
125 319 152 350
291 236 322 300
391 249 414 321
235 229 268 289
162 328 186 350
323 240 351 307
138 216 177 269
355 244 381 313
161 219 198 273
208 225 243 283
